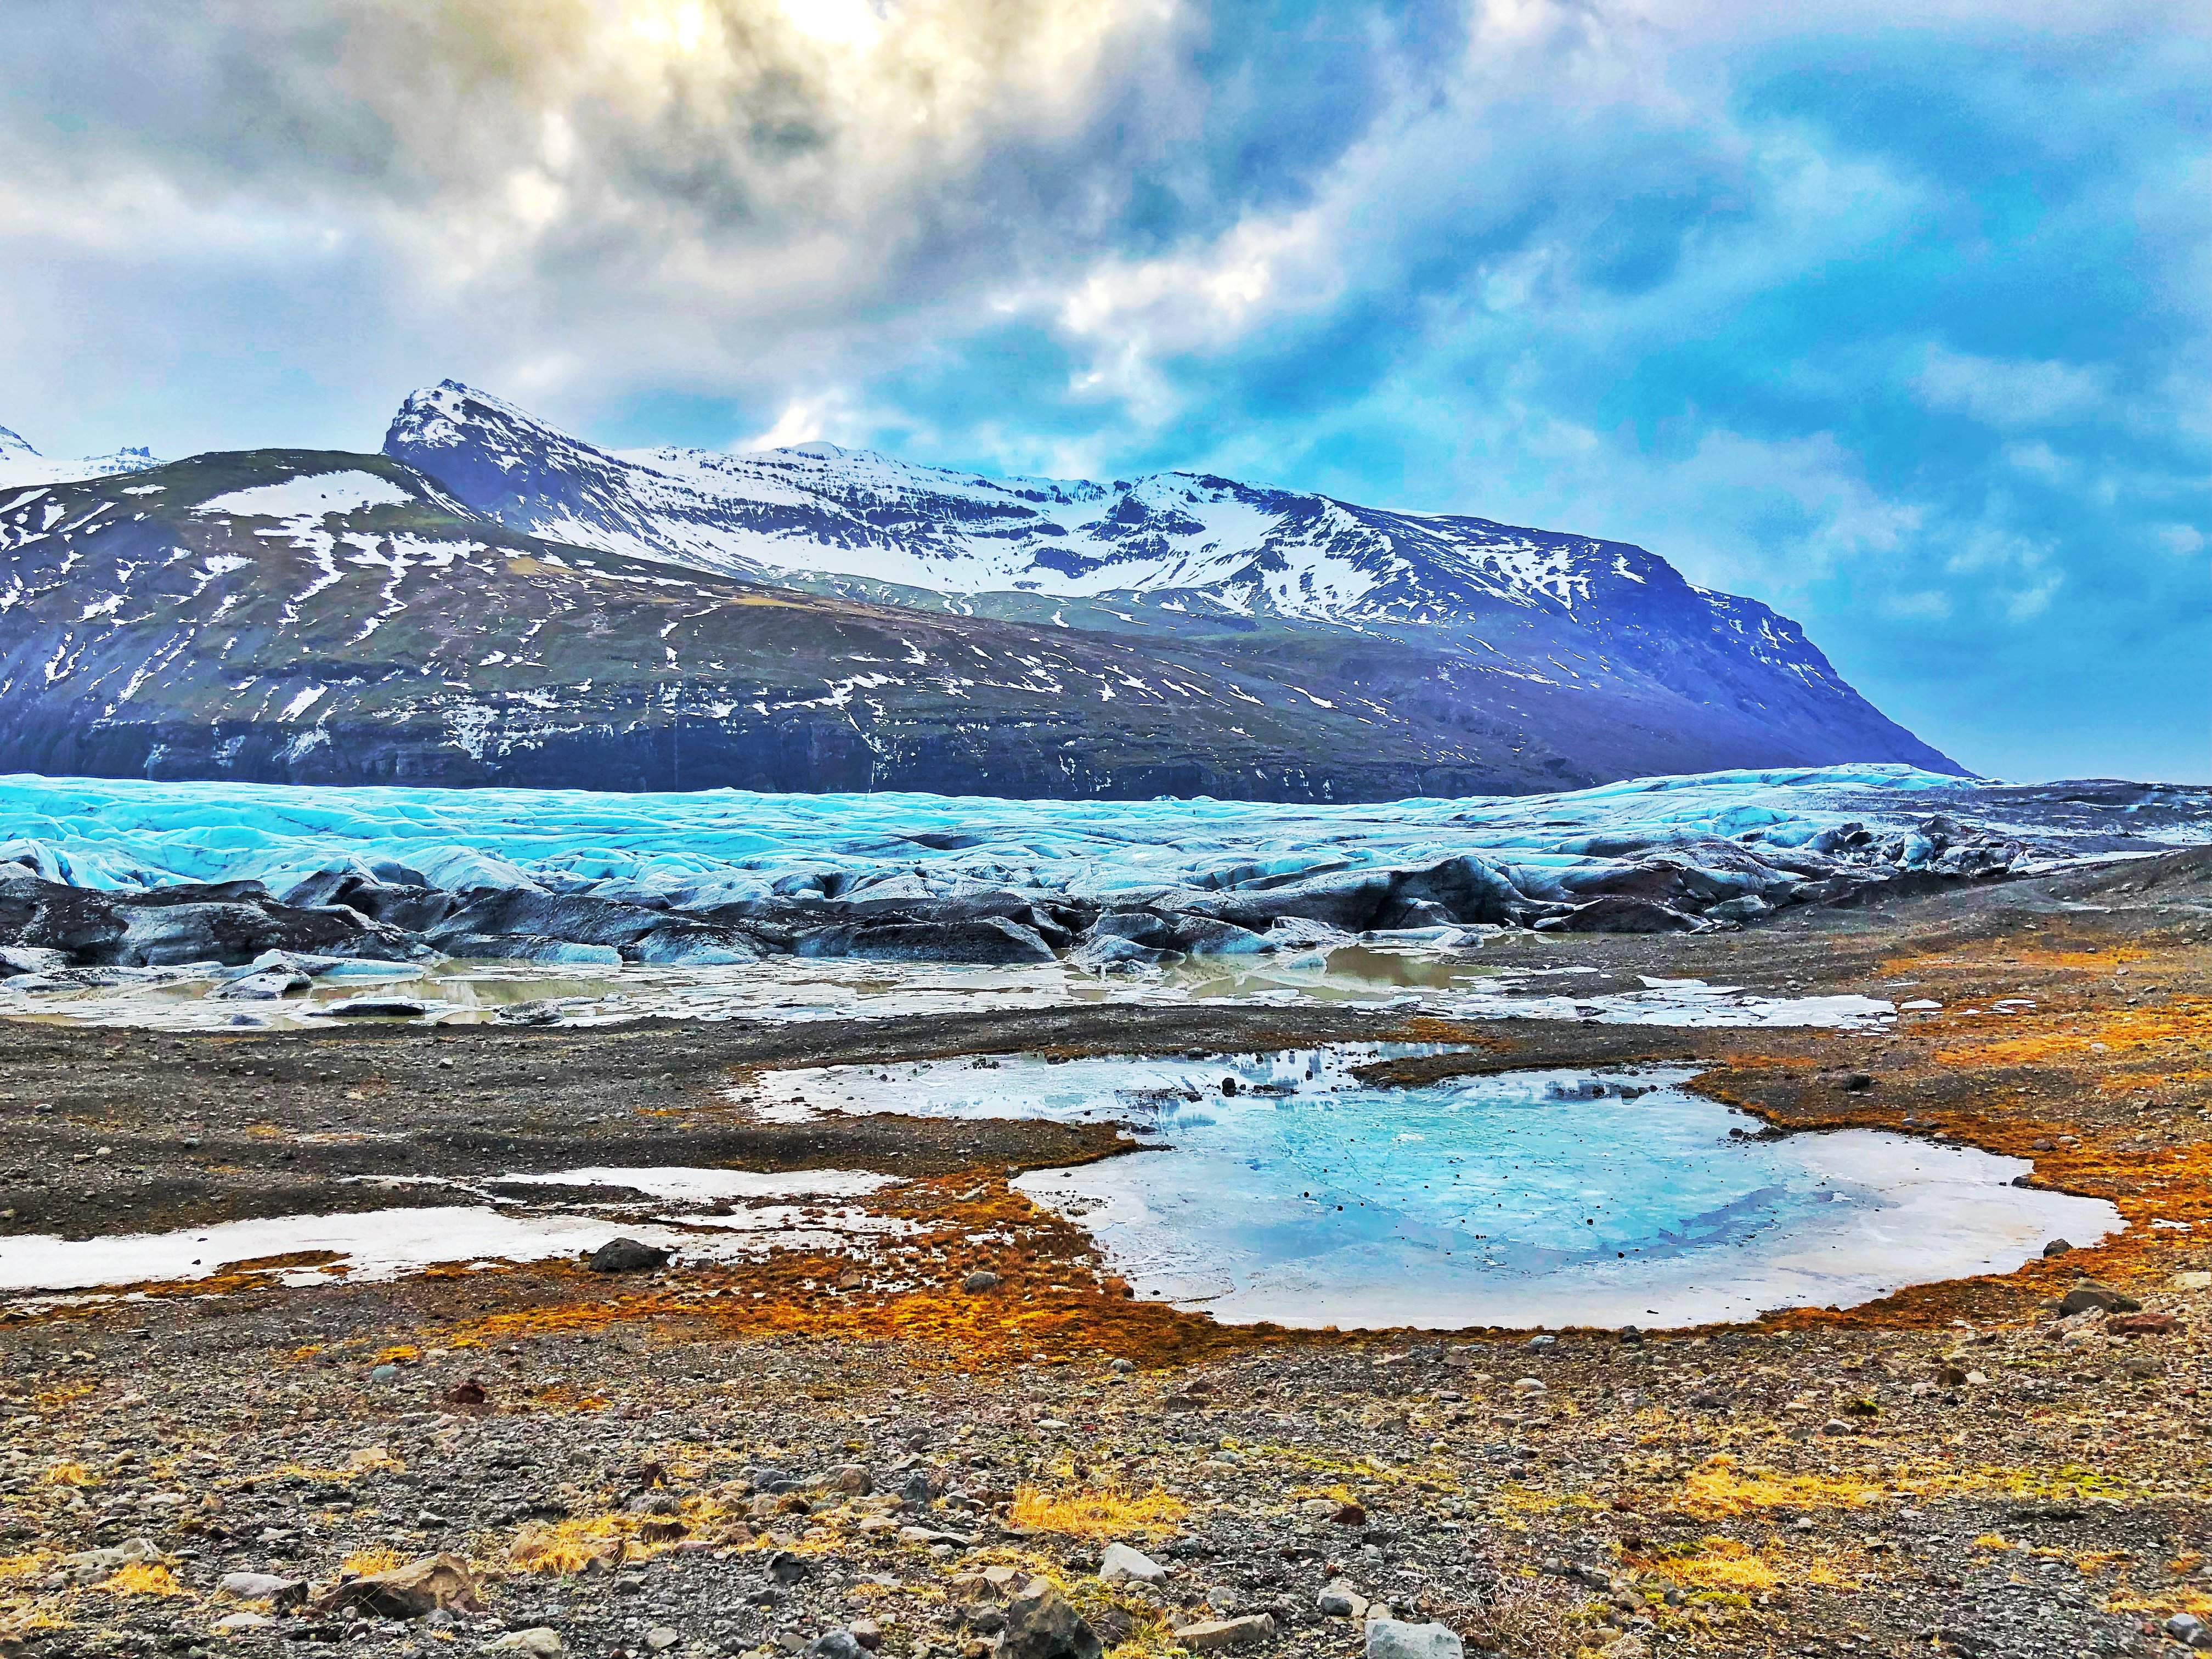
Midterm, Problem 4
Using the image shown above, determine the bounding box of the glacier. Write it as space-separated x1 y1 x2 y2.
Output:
0 761 2098 904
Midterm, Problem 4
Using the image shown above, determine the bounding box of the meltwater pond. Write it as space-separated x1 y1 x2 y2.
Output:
759 1051 2120 1329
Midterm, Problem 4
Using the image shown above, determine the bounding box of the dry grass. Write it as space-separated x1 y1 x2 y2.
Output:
1006 1485 1189 1541
341 1548 408 1577
510 1517 633 1576
1666 1540 1780 1593
103 1564 187 1598
38 1464 95 1487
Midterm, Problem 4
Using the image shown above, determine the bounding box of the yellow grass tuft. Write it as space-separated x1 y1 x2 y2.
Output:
1006 1485 1189 1541
105 1563 188 1598
1666 1540 1779 1593
341 1548 408 1577
40 1463 97 1487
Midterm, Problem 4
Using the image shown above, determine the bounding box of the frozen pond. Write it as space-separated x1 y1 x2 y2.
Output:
0 1166 903 1303
759 1052 2120 1329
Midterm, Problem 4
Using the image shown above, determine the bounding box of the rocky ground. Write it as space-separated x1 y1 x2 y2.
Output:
2 850 2209 1659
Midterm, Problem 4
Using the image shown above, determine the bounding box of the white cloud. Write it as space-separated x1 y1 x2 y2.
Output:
1915 346 2112 429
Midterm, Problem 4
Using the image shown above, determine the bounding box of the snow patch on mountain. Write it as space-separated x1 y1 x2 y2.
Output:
0 424 165 489
380 381 1741 629
195 471 416 520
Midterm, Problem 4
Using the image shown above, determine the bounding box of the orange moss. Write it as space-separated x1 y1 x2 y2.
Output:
1934 998 2212 1070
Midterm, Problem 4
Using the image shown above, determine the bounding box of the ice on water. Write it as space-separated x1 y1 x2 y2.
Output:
761 1052 2120 1328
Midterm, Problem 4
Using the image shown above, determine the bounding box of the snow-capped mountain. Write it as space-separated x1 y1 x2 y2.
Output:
0 387 1961 800
0 422 165 489
382 380 1962 781
387 381 1807 653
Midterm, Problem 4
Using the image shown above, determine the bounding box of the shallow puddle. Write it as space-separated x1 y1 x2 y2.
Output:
757 1052 2119 1329
0 1166 903 1303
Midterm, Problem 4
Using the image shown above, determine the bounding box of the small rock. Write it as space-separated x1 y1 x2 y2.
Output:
804 1634 866 1659
212 1613 275 1633
1817 1069 1872 1092
768 1550 811 1584
487 1632 565 1656
962 1271 1002 1294
1179 1615 1274 1651
2172 1271 2212 1290
1366 1620 1465 1659
2040 1239 2071 1258
2057 1283 2140 1316
588 1238 673 1274
217 1572 306 1609
643 1630 680 1655
1318 1581 1369 1620
444 1377 490 1406
831 1464 873 1495
1332 1502 1367 1526
1098 1543 1168 1586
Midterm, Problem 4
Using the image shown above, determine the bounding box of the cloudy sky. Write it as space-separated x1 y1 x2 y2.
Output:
3 0 2205 780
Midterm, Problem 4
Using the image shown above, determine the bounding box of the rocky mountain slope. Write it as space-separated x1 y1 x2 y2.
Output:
0 388 1961 799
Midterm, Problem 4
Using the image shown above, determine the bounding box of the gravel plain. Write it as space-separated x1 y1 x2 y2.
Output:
3 850 2209 1659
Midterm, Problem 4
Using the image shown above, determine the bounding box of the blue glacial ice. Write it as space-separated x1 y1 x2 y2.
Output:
0 762 2158 905
758 1050 2121 1329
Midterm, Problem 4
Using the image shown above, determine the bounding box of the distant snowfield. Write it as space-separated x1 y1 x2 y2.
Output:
0 762 2137 905
193 470 415 519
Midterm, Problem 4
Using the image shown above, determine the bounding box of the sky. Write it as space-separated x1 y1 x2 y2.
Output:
2 0 2205 782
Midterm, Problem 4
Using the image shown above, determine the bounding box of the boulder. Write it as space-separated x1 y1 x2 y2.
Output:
311 1553 481 1619
1098 1543 1168 1586
487 1632 565 1656
1178 1616 1275 1651
2057 1283 2141 1316
1365 1620 1465 1659
588 1238 672 1273
998 1582 1103 1659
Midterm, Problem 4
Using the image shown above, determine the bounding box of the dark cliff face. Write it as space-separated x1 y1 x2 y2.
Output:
0 401 1962 799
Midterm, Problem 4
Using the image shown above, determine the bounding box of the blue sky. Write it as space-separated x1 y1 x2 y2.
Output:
2 0 2205 780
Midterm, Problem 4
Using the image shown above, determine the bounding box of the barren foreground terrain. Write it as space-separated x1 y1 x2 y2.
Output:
3 852 2208 1659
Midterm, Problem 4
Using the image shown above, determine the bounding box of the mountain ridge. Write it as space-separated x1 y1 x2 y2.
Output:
0 385 1963 798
